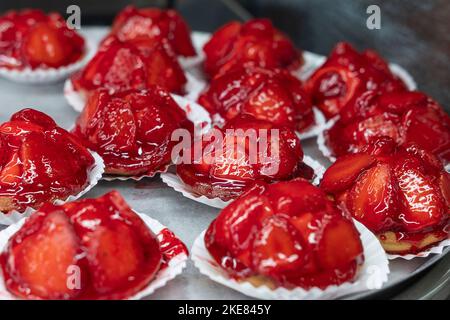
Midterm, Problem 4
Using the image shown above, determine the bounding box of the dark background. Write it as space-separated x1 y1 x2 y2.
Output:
0 0 449 110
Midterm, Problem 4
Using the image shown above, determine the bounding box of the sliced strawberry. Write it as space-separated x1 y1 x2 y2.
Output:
11 108 56 129
0 152 22 185
23 23 71 68
394 164 445 232
267 179 327 215
321 154 376 193
352 112 402 146
402 106 450 163
317 217 363 270
252 215 308 277
378 91 428 114
83 221 151 294
347 163 398 232
3 211 83 299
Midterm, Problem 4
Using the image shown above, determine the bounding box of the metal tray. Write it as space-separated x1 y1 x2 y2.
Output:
0 26 448 300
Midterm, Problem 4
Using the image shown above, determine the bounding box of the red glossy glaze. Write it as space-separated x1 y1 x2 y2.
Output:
72 87 193 176
305 42 406 118
0 9 84 69
205 179 364 289
110 6 195 57
320 138 450 254
0 191 165 300
0 109 94 213
198 66 314 132
71 35 186 95
176 115 314 201
203 19 302 78
325 90 450 163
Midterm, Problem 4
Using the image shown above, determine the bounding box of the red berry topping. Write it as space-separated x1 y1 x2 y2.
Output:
320 138 449 254
203 19 302 77
73 87 193 176
205 179 364 289
198 66 314 132
305 42 406 118
1 191 164 300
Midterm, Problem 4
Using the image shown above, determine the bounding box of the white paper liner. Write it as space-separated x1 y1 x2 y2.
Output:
0 39 96 84
0 212 188 300
316 117 339 163
191 220 389 300
161 155 326 209
386 238 450 260
178 32 209 70
0 151 105 225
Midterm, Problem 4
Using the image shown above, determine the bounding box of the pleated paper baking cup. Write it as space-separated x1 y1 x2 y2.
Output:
0 212 188 300
191 220 389 300
161 155 326 209
0 39 96 84
102 163 171 182
0 150 104 225
316 117 339 163
386 237 450 260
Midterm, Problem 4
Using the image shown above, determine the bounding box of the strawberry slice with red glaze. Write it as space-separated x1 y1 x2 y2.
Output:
2 210 83 299
394 164 445 232
347 163 398 232
321 154 376 193
317 217 363 270
10 108 56 129
252 215 307 277
23 23 72 68
0 152 22 185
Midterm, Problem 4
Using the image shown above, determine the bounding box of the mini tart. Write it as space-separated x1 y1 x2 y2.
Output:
176 115 315 201
72 87 194 176
320 137 450 255
204 179 364 290
324 90 450 163
0 109 95 213
0 191 183 300
110 5 195 57
203 18 303 78
304 42 406 119
198 66 314 132
70 35 186 96
0 9 85 70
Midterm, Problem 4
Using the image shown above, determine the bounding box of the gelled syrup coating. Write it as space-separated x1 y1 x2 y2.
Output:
198 66 314 132
304 42 406 118
324 90 450 163
205 179 364 289
110 5 196 57
71 35 186 95
0 9 85 70
72 86 193 176
203 18 302 78
320 138 450 254
176 114 314 201
0 109 94 213
0 191 163 300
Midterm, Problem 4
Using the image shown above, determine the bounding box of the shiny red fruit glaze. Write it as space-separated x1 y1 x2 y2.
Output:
0 9 84 69
177 115 314 201
205 179 364 289
203 19 302 78
110 6 195 57
71 35 186 95
305 42 406 118
0 109 94 213
0 191 164 300
320 138 449 254
72 87 193 176
325 90 450 163
198 66 314 132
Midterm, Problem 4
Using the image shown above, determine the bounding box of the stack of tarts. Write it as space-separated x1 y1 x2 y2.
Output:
0 5 447 301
